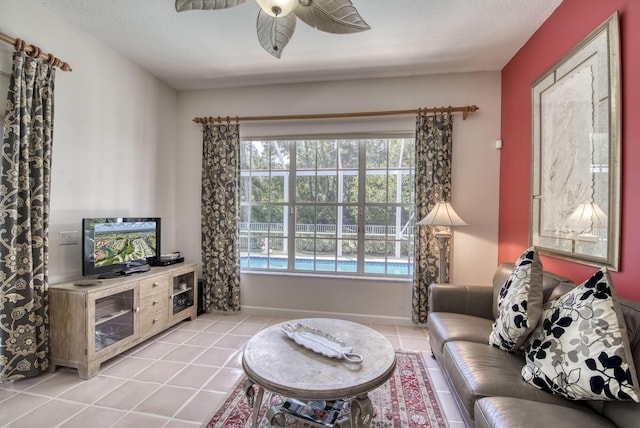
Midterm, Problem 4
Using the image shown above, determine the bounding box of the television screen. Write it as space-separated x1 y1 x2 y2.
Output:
82 217 161 277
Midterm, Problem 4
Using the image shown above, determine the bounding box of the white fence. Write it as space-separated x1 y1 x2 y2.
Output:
239 222 412 236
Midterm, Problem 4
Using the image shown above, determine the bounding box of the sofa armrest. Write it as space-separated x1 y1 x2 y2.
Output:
428 283 494 320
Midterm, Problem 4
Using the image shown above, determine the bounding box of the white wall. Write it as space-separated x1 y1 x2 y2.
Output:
0 0 179 283
177 72 501 323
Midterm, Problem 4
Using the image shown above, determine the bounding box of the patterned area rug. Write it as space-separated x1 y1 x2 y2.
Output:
206 350 448 427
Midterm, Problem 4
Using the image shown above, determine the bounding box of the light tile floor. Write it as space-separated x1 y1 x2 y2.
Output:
0 312 464 427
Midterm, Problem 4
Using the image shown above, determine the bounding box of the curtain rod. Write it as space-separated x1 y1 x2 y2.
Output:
0 31 72 72
193 105 479 124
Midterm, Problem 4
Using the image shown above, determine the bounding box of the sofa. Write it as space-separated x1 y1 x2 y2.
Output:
427 262 640 428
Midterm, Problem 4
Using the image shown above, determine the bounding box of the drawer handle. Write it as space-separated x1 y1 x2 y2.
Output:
134 307 140 313
153 299 159 305
153 318 158 324
152 282 159 287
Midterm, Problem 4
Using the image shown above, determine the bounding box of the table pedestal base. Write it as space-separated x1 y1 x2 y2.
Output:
243 379 374 428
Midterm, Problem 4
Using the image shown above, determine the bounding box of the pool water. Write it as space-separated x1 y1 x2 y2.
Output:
241 256 414 276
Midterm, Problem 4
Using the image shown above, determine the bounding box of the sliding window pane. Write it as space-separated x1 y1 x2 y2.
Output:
295 205 315 235
296 141 316 169
365 206 386 240
270 141 290 170
363 239 385 264
388 173 401 204
270 175 286 202
296 174 315 202
339 239 358 259
400 173 414 204
366 140 387 169
317 140 337 169
316 175 337 203
240 176 251 202
250 176 270 202
240 141 251 170
316 239 336 272
317 206 337 238
341 174 358 203
340 206 358 238
339 140 359 169
295 239 314 270
365 173 386 203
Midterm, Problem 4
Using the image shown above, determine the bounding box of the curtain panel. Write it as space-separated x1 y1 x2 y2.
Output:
412 112 453 324
201 123 241 312
0 51 55 381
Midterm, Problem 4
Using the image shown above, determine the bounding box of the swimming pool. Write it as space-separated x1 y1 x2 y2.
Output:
241 256 414 276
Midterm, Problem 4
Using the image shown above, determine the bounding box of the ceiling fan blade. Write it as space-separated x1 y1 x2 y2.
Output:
175 0 246 12
256 10 296 58
294 0 370 34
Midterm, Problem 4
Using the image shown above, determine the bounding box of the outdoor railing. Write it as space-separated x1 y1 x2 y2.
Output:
239 222 412 236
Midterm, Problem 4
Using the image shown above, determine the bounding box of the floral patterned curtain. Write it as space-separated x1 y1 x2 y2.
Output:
201 123 241 312
412 112 453 324
0 51 55 381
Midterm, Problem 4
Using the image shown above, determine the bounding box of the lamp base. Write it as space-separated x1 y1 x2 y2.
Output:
434 231 451 284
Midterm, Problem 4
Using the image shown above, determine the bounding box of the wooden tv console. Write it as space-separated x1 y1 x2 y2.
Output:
48 263 198 379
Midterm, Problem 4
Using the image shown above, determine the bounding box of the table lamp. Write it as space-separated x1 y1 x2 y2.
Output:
417 201 468 283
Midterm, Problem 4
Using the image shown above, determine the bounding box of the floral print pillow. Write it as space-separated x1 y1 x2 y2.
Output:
489 247 543 351
522 269 640 402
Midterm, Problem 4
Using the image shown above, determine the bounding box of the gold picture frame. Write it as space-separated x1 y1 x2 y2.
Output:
530 12 621 270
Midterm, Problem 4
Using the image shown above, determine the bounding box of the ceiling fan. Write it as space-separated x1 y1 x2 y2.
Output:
175 0 370 58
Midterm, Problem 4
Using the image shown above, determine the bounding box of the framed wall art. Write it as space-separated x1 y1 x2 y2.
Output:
530 12 621 270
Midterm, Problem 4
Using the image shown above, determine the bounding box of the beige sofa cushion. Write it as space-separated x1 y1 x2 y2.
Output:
475 397 616 428
427 312 493 360
441 341 584 421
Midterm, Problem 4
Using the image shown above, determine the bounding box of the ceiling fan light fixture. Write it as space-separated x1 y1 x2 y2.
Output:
176 0 369 58
256 0 298 17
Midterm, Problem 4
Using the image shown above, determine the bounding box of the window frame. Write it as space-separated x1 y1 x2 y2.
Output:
240 134 415 277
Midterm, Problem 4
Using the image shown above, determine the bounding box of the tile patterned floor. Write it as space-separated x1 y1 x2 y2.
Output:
0 312 464 427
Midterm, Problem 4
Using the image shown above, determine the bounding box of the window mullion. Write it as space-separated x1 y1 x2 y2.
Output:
288 140 296 270
357 141 366 273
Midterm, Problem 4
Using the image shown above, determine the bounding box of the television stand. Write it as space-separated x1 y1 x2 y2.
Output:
49 263 198 378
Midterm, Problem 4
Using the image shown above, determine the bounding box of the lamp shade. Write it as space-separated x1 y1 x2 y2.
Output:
567 202 608 231
417 201 468 227
256 0 298 16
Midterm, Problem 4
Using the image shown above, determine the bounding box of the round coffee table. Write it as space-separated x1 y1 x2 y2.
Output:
242 318 396 428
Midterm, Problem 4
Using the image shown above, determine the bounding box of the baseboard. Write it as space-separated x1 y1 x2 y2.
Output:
239 305 415 326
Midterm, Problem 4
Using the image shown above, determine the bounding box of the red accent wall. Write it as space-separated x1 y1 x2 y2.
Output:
499 0 640 300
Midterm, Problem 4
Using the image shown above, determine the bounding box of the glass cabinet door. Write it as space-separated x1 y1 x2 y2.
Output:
172 273 195 315
94 289 134 352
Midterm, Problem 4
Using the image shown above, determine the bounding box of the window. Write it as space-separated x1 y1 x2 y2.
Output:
240 137 415 276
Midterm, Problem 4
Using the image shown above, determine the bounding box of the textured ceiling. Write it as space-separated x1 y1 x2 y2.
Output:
39 0 562 91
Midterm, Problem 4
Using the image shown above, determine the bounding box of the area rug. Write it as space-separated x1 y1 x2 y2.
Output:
206 350 448 427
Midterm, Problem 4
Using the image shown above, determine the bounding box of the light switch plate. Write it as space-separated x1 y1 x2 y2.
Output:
59 231 80 245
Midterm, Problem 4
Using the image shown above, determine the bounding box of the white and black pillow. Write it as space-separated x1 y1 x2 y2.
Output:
489 247 543 351
522 269 640 402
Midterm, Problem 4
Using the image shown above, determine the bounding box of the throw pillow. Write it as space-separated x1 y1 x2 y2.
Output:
522 269 640 402
489 247 543 351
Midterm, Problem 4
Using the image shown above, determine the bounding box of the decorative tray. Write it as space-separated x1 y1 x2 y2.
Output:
281 322 363 363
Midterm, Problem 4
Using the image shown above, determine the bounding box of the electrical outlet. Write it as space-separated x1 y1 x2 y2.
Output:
59 231 79 245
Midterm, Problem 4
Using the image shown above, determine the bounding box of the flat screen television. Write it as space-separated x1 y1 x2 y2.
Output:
82 217 161 278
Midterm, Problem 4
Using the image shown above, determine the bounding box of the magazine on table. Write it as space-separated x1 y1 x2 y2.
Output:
281 398 345 427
